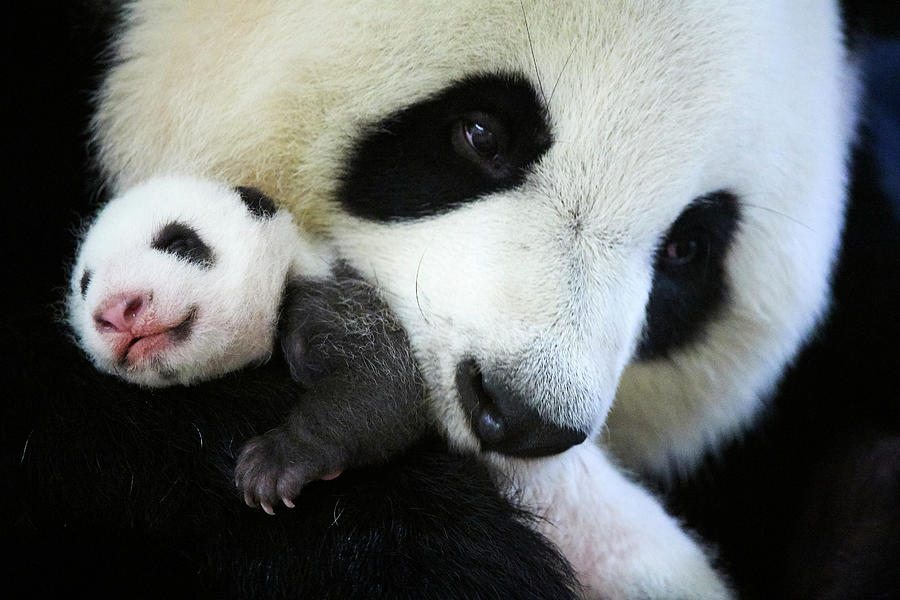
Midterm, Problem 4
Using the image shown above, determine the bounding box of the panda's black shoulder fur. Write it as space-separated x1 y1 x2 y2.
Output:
5 338 578 600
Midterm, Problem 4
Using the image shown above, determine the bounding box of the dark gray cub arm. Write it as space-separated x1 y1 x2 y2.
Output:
234 264 426 512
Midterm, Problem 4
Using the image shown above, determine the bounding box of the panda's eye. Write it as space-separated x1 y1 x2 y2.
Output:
452 112 510 177
80 269 92 298
151 222 214 268
661 237 700 267
463 119 498 158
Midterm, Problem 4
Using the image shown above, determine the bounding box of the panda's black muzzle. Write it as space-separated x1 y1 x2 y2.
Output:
456 359 587 458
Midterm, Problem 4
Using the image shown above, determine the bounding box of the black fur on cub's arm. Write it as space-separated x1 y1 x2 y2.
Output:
235 265 428 513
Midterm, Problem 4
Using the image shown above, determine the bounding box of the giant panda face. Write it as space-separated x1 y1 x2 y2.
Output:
328 66 749 456
95 1 857 471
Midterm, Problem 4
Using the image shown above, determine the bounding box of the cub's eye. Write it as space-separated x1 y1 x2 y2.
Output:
464 120 498 158
80 269 92 298
151 222 214 268
662 237 700 266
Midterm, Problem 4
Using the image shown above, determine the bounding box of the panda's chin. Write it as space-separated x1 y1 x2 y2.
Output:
109 355 179 388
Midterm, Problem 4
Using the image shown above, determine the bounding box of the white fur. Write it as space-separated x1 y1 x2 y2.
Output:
91 2 858 597
68 175 333 386
494 443 731 600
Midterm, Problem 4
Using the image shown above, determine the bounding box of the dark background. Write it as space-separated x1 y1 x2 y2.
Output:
3 3 898 598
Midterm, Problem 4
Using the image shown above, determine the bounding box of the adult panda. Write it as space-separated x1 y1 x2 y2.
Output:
90 0 856 596
94 0 856 474
5 1 898 599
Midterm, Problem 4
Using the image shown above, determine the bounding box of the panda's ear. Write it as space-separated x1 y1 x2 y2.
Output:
235 186 278 219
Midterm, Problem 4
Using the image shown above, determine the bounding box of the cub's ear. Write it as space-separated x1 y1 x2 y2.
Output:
277 278 338 387
235 186 278 219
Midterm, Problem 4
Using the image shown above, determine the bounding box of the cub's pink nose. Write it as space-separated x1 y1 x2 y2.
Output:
94 294 148 334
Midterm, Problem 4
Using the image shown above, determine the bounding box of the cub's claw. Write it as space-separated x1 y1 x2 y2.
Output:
235 429 315 513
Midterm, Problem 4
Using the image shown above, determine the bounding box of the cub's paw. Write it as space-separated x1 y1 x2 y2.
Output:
234 428 337 514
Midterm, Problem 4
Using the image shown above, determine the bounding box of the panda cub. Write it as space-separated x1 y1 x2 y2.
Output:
68 175 425 513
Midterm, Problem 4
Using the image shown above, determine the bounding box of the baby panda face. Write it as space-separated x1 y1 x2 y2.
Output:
68 176 330 387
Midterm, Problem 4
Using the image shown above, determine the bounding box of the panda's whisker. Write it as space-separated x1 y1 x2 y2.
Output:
192 422 204 449
741 202 815 232
548 41 578 107
331 500 345 526
370 263 382 290
414 248 431 326
20 429 34 465
520 0 546 105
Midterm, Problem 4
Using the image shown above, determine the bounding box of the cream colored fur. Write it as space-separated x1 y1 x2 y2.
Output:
92 2 858 597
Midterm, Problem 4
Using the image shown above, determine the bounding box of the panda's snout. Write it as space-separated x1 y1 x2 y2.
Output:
456 359 587 458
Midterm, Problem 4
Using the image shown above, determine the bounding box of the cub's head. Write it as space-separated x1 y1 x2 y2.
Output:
68 175 321 387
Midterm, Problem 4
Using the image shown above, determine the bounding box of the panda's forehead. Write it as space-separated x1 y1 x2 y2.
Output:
334 2 747 232
86 190 246 259
339 1 742 118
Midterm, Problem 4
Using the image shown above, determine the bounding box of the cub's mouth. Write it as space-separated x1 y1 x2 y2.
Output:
117 307 198 367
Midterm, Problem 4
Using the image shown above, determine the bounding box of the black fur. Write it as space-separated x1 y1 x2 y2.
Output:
5 291 579 599
337 72 552 221
785 434 900 598
151 221 214 268
235 186 278 219
841 0 900 46
236 266 427 510
636 191 741 360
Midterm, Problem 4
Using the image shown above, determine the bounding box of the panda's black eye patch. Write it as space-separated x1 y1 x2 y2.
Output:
636 191 741 360
236 186 277 219
80 270 92 298
151 222 214 268
337 72 552 221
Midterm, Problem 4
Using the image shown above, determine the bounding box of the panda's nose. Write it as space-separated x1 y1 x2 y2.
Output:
455 359 588 458
94 293 148 334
